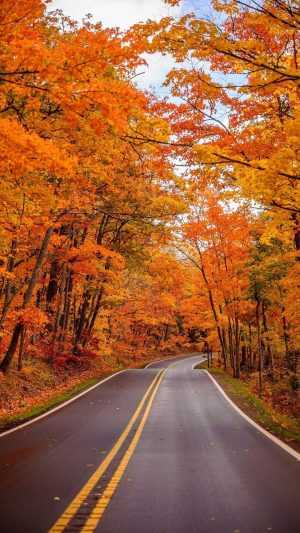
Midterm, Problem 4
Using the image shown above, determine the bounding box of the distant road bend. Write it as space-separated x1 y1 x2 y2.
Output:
0 354 299 533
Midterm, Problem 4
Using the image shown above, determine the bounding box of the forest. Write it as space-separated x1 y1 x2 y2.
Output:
0 0 299 421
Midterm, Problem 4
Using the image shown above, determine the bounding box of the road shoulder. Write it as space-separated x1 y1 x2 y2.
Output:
195 363 300 455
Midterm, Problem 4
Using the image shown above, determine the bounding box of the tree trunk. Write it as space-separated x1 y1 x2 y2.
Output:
0 239 17 327
292 213 300 251
17 326 26 371
0 322 24 372
262 300 273 378
248 323 253 369
0 227 53 372
46 260 59 305
256 299 263 396
234 316 240 378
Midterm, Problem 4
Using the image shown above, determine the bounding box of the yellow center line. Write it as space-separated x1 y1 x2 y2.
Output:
48 369 163 533
80 369 166 533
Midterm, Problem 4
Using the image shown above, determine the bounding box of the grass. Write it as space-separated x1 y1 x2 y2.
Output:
195 362 300 453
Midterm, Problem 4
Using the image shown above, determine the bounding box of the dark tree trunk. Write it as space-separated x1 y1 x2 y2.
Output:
0 322 24 372
17 326 26 371
47 260 59 305
292 213 300 251
256 299 263 396
0 227 53 372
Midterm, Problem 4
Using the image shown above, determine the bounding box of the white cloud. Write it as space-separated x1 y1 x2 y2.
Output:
49 0 179 30
134 53 173 93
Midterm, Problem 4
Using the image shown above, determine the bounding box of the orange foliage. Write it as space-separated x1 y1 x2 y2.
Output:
0 1 299 416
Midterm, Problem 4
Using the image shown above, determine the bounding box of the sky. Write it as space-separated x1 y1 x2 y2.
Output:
49 0 213 92
50 0 181 29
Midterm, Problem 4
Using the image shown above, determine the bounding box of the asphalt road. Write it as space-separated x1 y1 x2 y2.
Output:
0 354 299 533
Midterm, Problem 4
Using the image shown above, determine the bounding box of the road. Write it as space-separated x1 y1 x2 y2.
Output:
0 354 299 533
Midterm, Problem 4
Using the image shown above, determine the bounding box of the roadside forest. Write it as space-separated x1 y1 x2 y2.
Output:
0 0 299 419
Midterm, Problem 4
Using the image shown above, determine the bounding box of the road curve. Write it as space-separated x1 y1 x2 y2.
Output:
0 354 299 533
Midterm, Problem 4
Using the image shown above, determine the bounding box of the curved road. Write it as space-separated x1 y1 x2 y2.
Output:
0 355 299 532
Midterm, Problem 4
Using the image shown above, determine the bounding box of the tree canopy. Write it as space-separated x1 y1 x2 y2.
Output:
0 0 299 415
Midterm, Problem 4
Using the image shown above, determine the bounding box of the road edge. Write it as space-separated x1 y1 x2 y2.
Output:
200 368 300 462
0 369 127 438
0 353 196 438
145 352 203 368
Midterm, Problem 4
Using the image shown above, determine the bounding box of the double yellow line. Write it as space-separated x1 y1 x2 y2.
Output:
49 369 165 533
